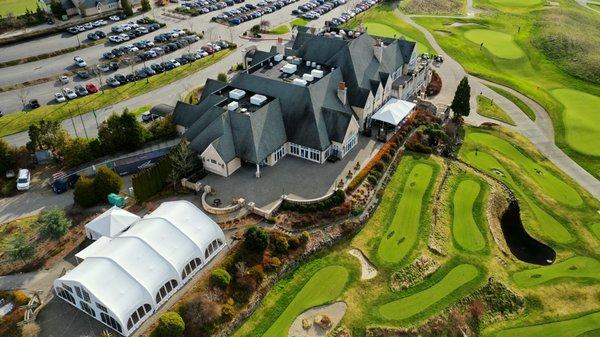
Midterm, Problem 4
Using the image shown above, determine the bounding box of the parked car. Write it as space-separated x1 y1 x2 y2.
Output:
115 73 127 83
126 73 136 82
63 88 78 99
50 173 80 194
108 35 123 43
142 111 160 122
74 85 89 96
74 56 87 67
107 77 121 87
54 92 66 103
59 75 69 84
16 169 31 191
87 32 100 40
109 15 120 21
76 70 90 79
109 61 120 71
28 99 40 109
97 63 111 72
86 83 99 93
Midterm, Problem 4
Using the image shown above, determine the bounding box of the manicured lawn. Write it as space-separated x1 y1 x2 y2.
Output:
290 18 309 27
465 132 582 208
268 24 290 34
0 49 234 137
0 0 38 16
262 265 349 337
377 163 433 264
486 84 536 121
512 256 600 287
378 264 480 320
491 311 600 337
452 179 486 252
342 4 434 53
464 29 525 59
551 88 600 157
476 95 516 125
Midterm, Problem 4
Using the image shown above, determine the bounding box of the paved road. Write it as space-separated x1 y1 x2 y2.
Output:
399 11 600 199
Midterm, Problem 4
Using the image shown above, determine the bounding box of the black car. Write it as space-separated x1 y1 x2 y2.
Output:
162 61 176 70
87 32 100 40
128 31 137 39
176 57 189 65
112 48 124 56
109 61 120 70
74 85 88 96
126 73 136 82
76 70 90 79
103 51 115 59
29 99 40 109
95 30 106 38
50 174 80 194
115 73 127 83
150 63 165 73
134 69 147 79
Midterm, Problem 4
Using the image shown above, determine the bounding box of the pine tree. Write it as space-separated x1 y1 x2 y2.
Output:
141 0 151 12
121 0 133 16
450 76 471 120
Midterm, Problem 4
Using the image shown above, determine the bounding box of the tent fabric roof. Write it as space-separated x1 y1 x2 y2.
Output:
55 201 226 328
371 98 416 125
85 206 140 238
75 236 112 261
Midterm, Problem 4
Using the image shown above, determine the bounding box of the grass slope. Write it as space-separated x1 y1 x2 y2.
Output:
486 84 536 121
512 256 600 287
267 24 290 34
378 163 433 264
491 311 600 337
452 179 486 252
0 49 234 137
476 95 516 125
0 0 38 16
379 264 480 320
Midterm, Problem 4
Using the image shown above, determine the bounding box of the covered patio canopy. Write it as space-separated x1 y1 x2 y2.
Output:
371 98 416 126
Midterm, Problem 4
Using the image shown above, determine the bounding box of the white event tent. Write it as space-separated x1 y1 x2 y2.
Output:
84 206 140 240
371 98 416 126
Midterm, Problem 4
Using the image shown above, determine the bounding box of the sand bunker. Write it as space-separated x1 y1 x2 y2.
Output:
349 248 378 280
289 302 347 337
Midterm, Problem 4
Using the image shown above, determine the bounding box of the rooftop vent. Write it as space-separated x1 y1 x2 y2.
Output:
274 54 283 62
250 94 267 106
302 74 314 82
229 89 246 100
282 64 297 74
292 78 307 87
311 69 324 78
227 101 239 111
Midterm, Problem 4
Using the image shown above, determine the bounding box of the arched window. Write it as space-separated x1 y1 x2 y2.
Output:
204 239 224 259
56 287 75 304
101 312 122 332
127 303 151 330
181 257 203 280
155 280 178 305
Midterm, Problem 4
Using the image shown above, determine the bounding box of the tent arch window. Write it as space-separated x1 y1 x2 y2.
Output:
127 303 153 330
155 279 179 305
204 239 224 259
181 257 202 280
101 312 122 333
56 287 75 305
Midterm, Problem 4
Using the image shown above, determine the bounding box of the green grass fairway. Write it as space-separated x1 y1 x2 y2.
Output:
262 265 349 337
551 89 600 157
466 132 582 207
592 223 600 241
492 311 600 337
452 180 486 252
463 150 572 243
476 95 516 125
489 0 542 7
378 163 433 264
0 0 38 16
464 29 525 59
512 256 600 287
379 264 480 320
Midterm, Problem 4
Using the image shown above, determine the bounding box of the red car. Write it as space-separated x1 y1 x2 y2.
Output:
86 83 99 93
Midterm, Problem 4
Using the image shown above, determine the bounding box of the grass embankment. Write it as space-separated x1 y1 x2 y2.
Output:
486 84 536 121
0 0 38 16
511 256 600 287
267 24 291 34
476 95 515 125
0 48 234 138
414 0 600 179
399 0 465 15
290 18 309 27
342 4 434 53
451 179 486 252
491 311 600 337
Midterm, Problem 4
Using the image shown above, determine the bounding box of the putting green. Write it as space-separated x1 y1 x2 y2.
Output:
379 264 479 320
378 163 434 264
463 150 573 243
489 0 542 7
552 89 600 157
262 265 349 337
512 256 600 287
466 132 582 207
452 179 486 252
592 223 600 241
464 29 525 60
492 311 600 337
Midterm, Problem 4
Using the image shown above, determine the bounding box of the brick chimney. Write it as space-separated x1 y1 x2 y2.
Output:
373 39 384 63
276 37 285 55
337 81 347 105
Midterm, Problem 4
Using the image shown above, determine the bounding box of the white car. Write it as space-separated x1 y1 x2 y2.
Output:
74 56 87 67
59 75 69 84
109 15 120 21
170 59 181 67
16 169 31 191
63 88 77 99
54 92 66 102
108 35 122 43
119 33 130 41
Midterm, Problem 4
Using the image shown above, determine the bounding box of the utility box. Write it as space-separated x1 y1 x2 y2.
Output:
108 193 125 207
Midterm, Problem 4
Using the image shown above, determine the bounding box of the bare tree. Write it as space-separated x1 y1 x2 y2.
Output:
94 68 105 93
260 19 271 32
18 88 29 109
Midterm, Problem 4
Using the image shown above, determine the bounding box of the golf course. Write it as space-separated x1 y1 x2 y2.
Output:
492 311 600 337
512 256 600 287
451 179 486 252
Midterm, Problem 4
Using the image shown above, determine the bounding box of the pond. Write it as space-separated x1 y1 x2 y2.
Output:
500 199 556 265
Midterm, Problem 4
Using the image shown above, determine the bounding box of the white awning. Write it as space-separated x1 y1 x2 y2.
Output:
84 206 140 240
75 236 112 261
371 98 416 125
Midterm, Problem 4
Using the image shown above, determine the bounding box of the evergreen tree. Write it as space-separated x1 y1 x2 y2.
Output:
141 0 152 12
50 0 67 17
121 0 134 16
450 76 471 120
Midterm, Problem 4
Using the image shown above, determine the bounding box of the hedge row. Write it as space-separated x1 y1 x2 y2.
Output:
132 155 172 202
279 189 346 213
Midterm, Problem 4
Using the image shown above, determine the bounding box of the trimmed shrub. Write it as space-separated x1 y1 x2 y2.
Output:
73 176 97 208
300 231 310 243
382 153 392 163
288 236 300 249
367 174 378 185
210 268 231 288
221 303 235 321
93 166 122 203
373 161 385 173
265 256 281 271
38 207 72 239
154 312 184 337
244 226 269 252
272 235 289 253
